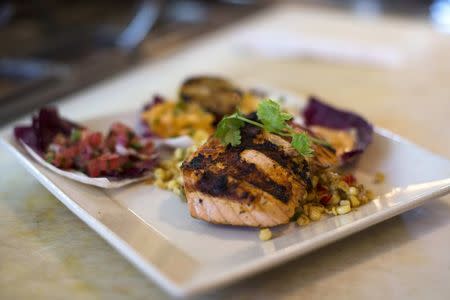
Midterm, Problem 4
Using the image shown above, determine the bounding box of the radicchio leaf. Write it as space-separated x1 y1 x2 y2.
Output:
138 94 165 137
14 107 82 154
302 96 373 163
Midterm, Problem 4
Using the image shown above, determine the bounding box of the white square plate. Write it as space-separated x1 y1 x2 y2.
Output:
1 96 450 298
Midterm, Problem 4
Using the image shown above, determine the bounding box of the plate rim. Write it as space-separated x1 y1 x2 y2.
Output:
1 121 450 298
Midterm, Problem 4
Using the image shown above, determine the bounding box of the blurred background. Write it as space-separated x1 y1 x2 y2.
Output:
0 0 448 124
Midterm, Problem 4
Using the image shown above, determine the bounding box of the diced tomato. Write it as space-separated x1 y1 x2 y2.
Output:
98 157 108 172
52 153 62 167
77 143 93 162
320 193 332 205
61 145 78 159
342 174 356 186
316 183 328 193
141 143 154 155
52 152 73 169
46 120 154 178
107 155 128 170
87 132 103 148
85 154 129 177
86 160 101 177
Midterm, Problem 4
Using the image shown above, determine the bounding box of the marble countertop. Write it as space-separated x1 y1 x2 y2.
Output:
1 4 450 299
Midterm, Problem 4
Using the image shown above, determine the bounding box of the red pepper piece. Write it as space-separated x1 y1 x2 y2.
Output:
320 193 332 205
343 174 356 186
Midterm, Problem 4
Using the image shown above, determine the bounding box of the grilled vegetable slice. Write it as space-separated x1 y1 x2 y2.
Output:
179 76 243 118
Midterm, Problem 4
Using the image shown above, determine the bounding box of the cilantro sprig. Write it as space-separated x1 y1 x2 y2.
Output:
215 99 327 158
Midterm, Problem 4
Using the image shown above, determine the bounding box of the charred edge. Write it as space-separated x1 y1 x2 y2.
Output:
196 171 257 203
238 125 311 188
196 171 254 202
293 159 312 191
182 153 211 171
197 171 229 196
251 141 311 190
322 143 336 153
214 152 290 203
194 152 290 203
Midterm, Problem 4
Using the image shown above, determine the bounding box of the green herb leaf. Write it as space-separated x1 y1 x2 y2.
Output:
130 141 143 150
70 129 82 143
215 112 244 146
256 99 292 133
45 152 55 163
291 132 314 157
214 100 315 158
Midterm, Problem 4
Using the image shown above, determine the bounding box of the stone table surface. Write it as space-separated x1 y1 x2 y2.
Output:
1 3 449 300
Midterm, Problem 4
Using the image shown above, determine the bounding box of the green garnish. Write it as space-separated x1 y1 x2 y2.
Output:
291 132 314 157
70 129 82 143
215 99 325 158
45 152 55 163
122 161 134 169
130 141 143 150
256 99 292 133
215 113 245 146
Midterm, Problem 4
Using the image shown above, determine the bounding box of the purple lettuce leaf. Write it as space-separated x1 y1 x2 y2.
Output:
142 94 165 111
138 94 165 138
14 107 82 154
302 96 373 162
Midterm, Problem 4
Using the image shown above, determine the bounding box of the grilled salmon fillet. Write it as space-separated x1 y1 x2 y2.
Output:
181 123 338 227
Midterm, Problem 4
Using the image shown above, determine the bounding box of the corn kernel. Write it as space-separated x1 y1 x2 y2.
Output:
316 205 325 212
192 129 209 145
303 204 311 216
309 207 322 221
312 176 319 188
338 180 349 193
297 214 310 226
339 200 350 206
360 194 368 204
331 193 340 205
336 205 351 215
154 168 166 180
349 195 360 207
306 192 316 202
366 190 375 200
325 207 335 215
173 187 183 197
174 148 185 160
167 180 179 191
176 176 184 185
331 206 338 216
259 228 273 241
349 186 358 195
302 191 308 200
